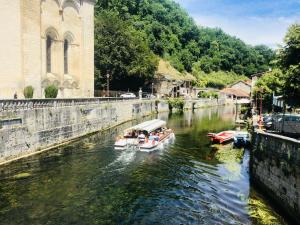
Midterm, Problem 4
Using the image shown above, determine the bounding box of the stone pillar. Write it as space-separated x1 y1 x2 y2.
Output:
139 88 142 100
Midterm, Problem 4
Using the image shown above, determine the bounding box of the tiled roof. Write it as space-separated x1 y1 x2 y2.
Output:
220 88 250 97
245 80 252 85
229 80 251 87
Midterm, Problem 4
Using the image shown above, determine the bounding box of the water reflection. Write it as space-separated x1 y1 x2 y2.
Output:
0 106 286 225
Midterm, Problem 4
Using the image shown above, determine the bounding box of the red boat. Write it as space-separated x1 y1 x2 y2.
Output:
207 131 236 144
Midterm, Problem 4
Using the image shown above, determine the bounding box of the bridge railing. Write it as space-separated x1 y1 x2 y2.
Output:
0 97 140 112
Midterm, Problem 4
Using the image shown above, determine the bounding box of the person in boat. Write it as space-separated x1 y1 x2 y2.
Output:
149 132 159 141
138 131 146 143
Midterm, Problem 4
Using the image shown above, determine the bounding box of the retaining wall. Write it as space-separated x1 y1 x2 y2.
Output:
0 98 168 164
0 98 220 164
184 98 226 110
251 131 300 223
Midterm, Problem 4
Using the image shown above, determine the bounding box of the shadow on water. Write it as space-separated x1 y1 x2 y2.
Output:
0 106 288 225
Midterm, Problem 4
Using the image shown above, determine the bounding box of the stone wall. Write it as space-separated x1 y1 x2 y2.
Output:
0 98 159 164
0 98 225 164
184 98 226 110
251 131 300 223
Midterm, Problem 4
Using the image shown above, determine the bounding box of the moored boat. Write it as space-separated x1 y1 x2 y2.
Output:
233 131 250 147
207 130 236 144
114 119 175 151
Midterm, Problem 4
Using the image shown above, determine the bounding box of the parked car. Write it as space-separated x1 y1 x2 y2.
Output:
145 94 156 99
263 115 273 130
120 93 136 98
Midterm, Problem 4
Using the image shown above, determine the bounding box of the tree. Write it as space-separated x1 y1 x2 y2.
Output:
278 23 300 105
253 69 285 111
94 10 158 91
94 0 275 87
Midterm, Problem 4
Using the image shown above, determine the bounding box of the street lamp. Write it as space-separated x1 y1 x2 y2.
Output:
151 83 154 95
106 73 110 97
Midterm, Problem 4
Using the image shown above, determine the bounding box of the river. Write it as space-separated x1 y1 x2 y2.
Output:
0 106 287 225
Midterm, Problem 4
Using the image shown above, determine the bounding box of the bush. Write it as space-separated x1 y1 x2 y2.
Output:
45 85 58 98
168 98 184 111
23 86 34 99
192 69 248 89
198 91 219 99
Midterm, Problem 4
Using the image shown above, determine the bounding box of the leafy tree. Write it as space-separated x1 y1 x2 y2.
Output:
278 23 300 105
192 65 247 89
253 69 285 105
94 0 275 89
94 10 158 91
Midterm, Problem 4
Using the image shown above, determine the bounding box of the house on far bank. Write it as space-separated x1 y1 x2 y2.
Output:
220 87 250 104
229 80 252 95
154 59 196 98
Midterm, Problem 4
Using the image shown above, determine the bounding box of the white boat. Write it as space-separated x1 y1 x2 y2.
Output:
114 119 175 151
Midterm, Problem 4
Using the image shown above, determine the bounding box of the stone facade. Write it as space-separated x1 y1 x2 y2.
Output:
251 131 300 223
0 0 95 99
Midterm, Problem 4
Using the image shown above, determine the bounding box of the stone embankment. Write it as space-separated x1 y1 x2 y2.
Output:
0 98 168 164
184 98 226 110
0 98 225 165
251 131 300 223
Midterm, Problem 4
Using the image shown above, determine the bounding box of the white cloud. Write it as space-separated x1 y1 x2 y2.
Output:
192 14 299 48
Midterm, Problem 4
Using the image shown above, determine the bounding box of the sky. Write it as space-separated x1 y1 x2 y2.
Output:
174 0 300 48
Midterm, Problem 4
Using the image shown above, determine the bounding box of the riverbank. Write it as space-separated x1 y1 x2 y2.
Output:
0 98 226 165
0 106 286 224
249 112 300 224
250 130 300 224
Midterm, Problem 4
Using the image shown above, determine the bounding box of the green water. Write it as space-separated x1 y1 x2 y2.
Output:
0 107 287 224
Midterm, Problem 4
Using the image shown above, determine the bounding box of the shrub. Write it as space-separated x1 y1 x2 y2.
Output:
45 85 58 98
198 91 219 99
23 86 34 99
168 98 184 111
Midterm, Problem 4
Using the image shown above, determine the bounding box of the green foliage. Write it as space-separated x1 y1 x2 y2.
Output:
192 69 247 89
253 69 285 110
45 85 58 99
278 23 300 105
198 91 219 99
94 10 158 91
94 0 275 85
240 106 250 115
168 97 184 110
23 86 34 99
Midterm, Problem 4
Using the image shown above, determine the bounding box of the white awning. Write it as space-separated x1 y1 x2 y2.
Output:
126 119 167 133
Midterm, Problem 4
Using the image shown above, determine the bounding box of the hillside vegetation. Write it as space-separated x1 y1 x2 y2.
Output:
94 0 275 90
253 23 300 108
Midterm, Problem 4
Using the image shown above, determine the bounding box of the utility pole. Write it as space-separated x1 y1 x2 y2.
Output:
106 73 110 97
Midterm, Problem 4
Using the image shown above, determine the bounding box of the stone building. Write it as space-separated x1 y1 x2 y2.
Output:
0 0 95 99
229 80 252 95
154 59 196 98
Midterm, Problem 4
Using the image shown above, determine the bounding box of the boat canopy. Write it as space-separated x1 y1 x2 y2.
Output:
125 119 167 133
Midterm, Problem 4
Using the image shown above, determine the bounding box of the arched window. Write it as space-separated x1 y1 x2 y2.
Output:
46 35 52 73
64 39 69 74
